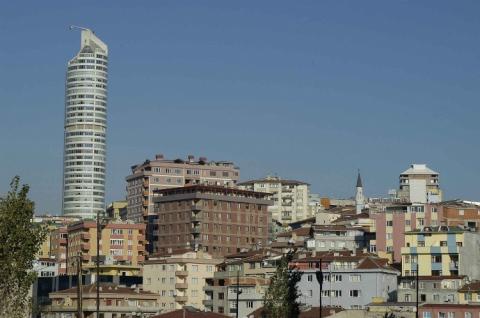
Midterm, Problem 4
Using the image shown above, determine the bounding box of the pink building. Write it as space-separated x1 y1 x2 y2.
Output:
419 304 480 318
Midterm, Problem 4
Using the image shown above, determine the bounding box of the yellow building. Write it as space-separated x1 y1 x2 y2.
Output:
401 226 480 278
66 220 146 275
106 200 128 220
458 281 480 304
143 249 222 312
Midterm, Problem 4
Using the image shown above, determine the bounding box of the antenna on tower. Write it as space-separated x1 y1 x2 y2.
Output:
69 25 91 32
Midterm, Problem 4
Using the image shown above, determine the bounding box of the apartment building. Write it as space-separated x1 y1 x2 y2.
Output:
126 154 240 223
42 283 161 318
204 249 282 317
401 226 480 279
143 249 222 312
106 200 128 220
66 220 146 274
397 164 442 204
312 225 367 252
419 303 480 318
238 176 310 224
398 276 467 303
293 251 399 309
458 281 480 304
152 185 271 257
428 200 480 229
50 227 68 274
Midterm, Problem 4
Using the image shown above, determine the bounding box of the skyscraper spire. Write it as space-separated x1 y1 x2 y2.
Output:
356 169 363 188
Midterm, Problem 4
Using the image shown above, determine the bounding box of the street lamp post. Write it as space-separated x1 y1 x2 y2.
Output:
315 259 323 318
235 270 243 318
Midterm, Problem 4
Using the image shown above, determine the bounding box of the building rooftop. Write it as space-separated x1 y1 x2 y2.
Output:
153 307 230 318
405 225 469 234
458 281 480 293
401 164 438 176
238 176 309 186
49 283 157 297
152 185 270 199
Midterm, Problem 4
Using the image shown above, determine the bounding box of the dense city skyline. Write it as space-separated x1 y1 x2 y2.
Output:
1 1 480 214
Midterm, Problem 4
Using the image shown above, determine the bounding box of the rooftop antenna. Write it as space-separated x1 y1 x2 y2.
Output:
69 25 91 32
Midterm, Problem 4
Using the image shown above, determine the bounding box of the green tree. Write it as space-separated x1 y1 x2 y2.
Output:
0 176 47 318
263 252 302 318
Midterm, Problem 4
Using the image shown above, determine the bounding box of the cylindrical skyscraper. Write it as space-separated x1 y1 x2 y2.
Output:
62 28 108 219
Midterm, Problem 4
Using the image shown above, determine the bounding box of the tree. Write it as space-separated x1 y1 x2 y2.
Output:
0 176 47 318
263 252 302 318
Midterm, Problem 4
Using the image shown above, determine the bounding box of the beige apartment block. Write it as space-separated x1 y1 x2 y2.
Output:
143 249 222 312
126 154 240 222
398 164 442 204
66 220 146 275
238 176 310 224
153 185 271 257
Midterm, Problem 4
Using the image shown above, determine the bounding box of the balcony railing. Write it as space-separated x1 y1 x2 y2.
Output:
175 270 188 277
175 295 188 302
175 283 188 289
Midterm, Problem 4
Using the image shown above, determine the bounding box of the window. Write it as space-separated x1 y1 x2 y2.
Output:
192 277 199 284
447 313 455 318
350 275 361 282
218 292 224 300
405 220 411 226
306 290 313 297
350 290 361 297
247 301 254 308
439 313 446 318
423 313 432 318
386 221 393 226
440 241 447 246
307 275 313 282
432 255 442 263
433 294 440 301
405 294 412 302
418 241 425 247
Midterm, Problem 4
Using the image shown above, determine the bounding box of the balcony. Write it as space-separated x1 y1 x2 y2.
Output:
81 243 90 251
175 283 188 289
202 299 213 306
175 295 188 302
191 227 201 235
81 233 90 240
175 270 188 277
191 213 202 222
137 245 145 252
191 203 202 211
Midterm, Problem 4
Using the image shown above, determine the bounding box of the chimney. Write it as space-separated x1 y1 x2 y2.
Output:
188 155 195 162
155 154 164 160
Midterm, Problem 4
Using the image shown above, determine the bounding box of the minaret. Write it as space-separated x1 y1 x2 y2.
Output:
62 28 108 219
355 170 365 214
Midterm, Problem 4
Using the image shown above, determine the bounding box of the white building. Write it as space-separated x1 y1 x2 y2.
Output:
62 28 108 219
238 176 310 224
398 164 442 204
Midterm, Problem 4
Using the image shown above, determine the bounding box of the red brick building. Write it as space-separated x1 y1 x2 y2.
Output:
153 185 271 257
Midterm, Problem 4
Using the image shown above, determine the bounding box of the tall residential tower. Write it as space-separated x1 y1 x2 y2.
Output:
62 28 108 219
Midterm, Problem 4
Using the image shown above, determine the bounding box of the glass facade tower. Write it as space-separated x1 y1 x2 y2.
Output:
62 29 108 219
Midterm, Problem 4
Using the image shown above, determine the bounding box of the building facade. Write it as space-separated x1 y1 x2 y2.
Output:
398 276 467 304
397 164 442 204
41 283 161 318
153 185 271 257
62 28 108 219
204 250 281 317
401 226 480 279
126 154 240 223
143 250 221 312
66 220 146 274
293 252 399 309
238 176 310 224
313 225 367 252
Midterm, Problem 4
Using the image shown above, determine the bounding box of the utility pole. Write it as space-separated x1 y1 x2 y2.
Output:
415 262 419 318
96 209 101 318
76 256 83 318
235 270 242 318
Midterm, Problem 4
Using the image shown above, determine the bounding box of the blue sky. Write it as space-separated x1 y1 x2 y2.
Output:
1 1 479 214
